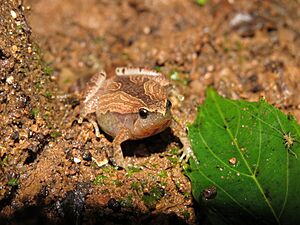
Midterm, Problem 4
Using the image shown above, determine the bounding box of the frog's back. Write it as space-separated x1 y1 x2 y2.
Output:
97 75 168 115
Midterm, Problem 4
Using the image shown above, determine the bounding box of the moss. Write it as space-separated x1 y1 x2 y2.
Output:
0 155 9 168
130 181 140 191
121 53 130 61
142 184 165 210
30 108 40 118
160 182 167 187
170 147 180 155
196 0 207 6
100 189 109 194
223 46 230 53
113 179 123 187
235 41 242 51
140 180 148 188
101 165 115 173
166 155 179 165
158 170 167 178
175 181 181 190
42 64 54 76
50 131 62 138
43 112 50 121
154 66 162 72
93 174 108 185
182 210 191 220
120 194 134 208
92 36 105 44
44 91 52 99
7 178 18 187
126 166 142 177
168 69 189 86
15 23 23 33
34 82 43 91
183 191 190 199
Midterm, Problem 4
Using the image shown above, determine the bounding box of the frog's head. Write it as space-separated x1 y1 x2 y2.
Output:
130 76 173 138
96 68 173 138
132 98 172 138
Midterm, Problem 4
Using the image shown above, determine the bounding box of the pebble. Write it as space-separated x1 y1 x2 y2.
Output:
73 157 81 163
11 45 18 53
143 26 151 34
27 46 32 54
6 76 14 84
10 10 17 19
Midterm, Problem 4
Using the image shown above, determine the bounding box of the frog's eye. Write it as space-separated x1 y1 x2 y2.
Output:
139 108 149 119
166 99 172 109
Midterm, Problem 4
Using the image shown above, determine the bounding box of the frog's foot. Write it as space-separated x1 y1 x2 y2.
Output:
108 144 126 168
104 144 124 168
77 117 101 138
109 157 126 169
89 119 101 137
179 145 199 164
110 128 131 169
178 136 199 164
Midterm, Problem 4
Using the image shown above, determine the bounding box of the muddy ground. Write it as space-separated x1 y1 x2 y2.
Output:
0 0 300 224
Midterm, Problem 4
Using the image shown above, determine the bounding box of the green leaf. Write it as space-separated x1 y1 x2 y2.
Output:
186 88 300 225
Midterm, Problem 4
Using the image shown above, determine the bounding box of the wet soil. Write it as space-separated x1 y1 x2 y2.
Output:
1 0 300 224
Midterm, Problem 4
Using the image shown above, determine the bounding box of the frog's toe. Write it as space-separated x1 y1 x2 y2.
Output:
85 119 101 137
179 146 199 164
110 157 126 168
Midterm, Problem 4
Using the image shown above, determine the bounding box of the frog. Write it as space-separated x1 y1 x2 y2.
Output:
78 67 195 168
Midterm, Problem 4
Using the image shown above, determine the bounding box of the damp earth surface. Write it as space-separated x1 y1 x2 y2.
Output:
1 0 300 224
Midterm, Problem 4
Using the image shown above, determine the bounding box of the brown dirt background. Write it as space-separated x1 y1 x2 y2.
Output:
1 0 300 224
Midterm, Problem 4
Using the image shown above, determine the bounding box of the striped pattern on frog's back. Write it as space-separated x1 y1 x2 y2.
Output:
97 74 168 115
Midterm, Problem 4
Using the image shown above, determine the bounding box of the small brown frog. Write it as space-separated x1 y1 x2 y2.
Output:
78 67 195 168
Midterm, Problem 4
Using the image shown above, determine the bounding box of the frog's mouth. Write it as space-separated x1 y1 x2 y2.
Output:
136 119 171 138
153 119 172 134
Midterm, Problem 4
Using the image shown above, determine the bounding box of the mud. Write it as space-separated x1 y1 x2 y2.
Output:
1 0 300 224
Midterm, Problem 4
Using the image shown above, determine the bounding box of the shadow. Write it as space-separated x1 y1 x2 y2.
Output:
0 202 190 225
121 127 181 158
0 182 192 225
0 205 51 225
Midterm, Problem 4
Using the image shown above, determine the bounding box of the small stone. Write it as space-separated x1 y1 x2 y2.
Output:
92 157 108 167
143 26 151 34
27 46 32 54
82 151 92 161
6 76 14 84
11 45 18 53
73 157 81 163
10 10 17 19
207 65 214 72
11 131 20 143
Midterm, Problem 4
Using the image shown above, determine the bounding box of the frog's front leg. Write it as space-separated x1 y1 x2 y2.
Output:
170 120 199 164
110 127 131 168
